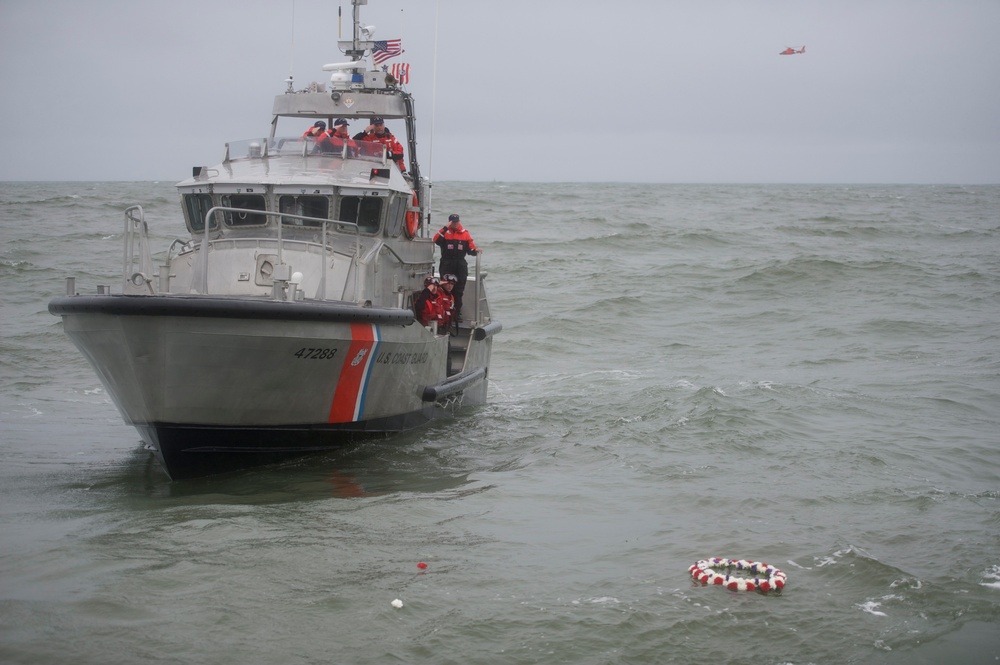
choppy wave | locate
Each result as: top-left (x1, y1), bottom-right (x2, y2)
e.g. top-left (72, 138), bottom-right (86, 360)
top-left (2, 182), bottom-right (999, 664)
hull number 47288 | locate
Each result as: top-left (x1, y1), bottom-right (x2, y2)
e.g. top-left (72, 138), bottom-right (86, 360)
top-left (294, 348), bottom-right (339, 360)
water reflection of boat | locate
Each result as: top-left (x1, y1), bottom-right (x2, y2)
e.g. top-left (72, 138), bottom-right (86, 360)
top-left (48, 1), bottom-right (500, 480)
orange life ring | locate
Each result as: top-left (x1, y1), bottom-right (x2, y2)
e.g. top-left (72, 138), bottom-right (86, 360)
top-left (404, 191), bottom-right (419, 239)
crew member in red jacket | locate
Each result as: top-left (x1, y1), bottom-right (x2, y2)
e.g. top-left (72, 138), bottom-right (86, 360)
top-left (438, 274), bottom-right (458, 332)
top-left (413, 276), bottom-right (442, 329)
top-left (353, 117), bottom-right (406, 173)
top-left (317, 118), bottom-right (357, 155)
top-left (302, 121), bottom-right (327, 139)
top-left (433, 214), bottom-right (479, 322)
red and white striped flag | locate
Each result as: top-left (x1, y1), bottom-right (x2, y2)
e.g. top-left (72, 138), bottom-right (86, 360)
top-left (390, 62), bottom-right (410, 85)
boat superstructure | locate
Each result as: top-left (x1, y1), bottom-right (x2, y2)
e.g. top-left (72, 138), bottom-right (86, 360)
top-left (49, 0), bottom-right (500, 479)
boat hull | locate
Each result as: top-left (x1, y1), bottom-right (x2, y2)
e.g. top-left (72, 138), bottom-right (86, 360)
top-left (135, 417), bottom-right (432, 480)
top-left (50, 294), bottom-right (493, 479)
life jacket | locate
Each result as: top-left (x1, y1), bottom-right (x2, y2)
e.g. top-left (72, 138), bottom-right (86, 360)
top-left (356, 130), bottom-right (406, 171)
top-left (317, 130), bottom-right (358, 155)
top-left (414, 288), bottom-right (442, 327)
top-left (437, 290), bottom-right (455, 328)
top-left (433, 224), bottom-right (478, 259)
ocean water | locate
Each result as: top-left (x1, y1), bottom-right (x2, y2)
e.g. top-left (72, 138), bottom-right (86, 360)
top-left (1, 181), bottom-right (999, 664)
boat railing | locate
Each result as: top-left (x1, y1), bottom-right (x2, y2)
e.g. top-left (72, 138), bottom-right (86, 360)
top-left (357, 241), bottom-right (436, 309)
top-left (472, 252), bottom-right (484, 325)
top-left (123, 205), bottom-right (155, 293)
top-left (198, 207), bottom-right (362, 301)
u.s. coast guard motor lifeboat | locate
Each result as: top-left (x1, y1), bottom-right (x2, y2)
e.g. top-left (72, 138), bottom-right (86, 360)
top-left (48, 0), bottom-right (501, 479)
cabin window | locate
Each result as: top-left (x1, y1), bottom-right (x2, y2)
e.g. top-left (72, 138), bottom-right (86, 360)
top-left (339, 196), bottom-right (382, 234)
top-left (184, 194), bottom-right (217, 232)
top-left (279, 195), bottom-right (328, 227)
top-left (385, 194), bottom-right (406, 237)
top-left (222, 194), bottom-right (267, 226)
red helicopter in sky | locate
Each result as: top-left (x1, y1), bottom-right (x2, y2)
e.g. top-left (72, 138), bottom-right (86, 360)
top-left (780, 46), bottom-right (806, 55)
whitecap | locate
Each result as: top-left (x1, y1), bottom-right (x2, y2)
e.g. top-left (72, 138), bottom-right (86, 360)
top-left (857, 601), bottom-right (887, 616)
top-left (979, 565), bottom-right (1000, 589)
top-left (571, 596), bottom-right (620, 605)
top-left (588, 596), bottom-right (619, 604)
top-left (889, 577), bottom-right (922, 589)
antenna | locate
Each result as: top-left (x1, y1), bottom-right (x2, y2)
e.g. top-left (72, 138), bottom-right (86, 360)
top-left (353, 0), bottom-right (360, 56)
top-left (287, 0), bottom-right (296, 90)
top-left (428, 0), bottom-right (441, 184)
top-left (426, 0), bottom-right (441, 232)
top-left (399, 7), bottom-right (405, 50)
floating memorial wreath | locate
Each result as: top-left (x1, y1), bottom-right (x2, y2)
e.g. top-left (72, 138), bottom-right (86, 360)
top-left (689, 557), bottom-right (787, 592)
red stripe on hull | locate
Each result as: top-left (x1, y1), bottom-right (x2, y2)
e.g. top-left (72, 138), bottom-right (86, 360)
top-left (328, 323), bottom-right (377, 423)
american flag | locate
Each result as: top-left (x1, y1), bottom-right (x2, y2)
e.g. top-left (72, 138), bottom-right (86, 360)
top-left (390, 62), bottom-right (410, 85)
top-left (372, 39), bottom-right (403, 64)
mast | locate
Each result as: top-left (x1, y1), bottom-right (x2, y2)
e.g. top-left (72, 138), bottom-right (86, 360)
top-left (342, 0), bottom-right (366, 62)
top-left (353, 1), bottom-right (361, 55)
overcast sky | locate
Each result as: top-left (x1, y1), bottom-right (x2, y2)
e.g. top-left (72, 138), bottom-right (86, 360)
top-left (2, 0), bottom-right (998, 183)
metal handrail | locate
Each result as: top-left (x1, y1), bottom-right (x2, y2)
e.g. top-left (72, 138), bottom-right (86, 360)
top-left (199, 207), bottom-right (362, 300)
top-left (356, 240), bottom-right (436, 309)
top-left (123, 205), bottom-right (153, 291)
top-left (473, 252), bottom-right (482, 325)
top-left (367, 240), bottom-right (435, 269)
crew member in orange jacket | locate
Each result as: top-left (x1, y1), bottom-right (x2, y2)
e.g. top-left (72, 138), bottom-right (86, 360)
top-left (413, 276), bottom-right (442, 329)
top-left (317, 118), bottom-right (357, 155)
top-left (302, 121), bottom-right (327, 139)
top-left (433, 214), bottom-right (479, 322)
top-left (353, 117), bottom-right (406, 173)
top-left (438, 274), bottom-right (458, 332)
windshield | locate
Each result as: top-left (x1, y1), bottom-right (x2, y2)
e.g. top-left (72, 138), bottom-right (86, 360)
top-left (223, 138), bottom-right (386, 165)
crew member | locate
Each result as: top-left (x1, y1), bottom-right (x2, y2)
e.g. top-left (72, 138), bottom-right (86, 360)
top-left (353, 116), bottom-right (406, 173)
top-left (302, 121), bottom-right (327, 139)
top-left (433, 214), bottom-right (479, 322)
top-left (438, 274), bottom-right (458, 332)
top-left (317, 118), bottom-right (357, 155)
top-left (413, 276), bottom-right (442, 329)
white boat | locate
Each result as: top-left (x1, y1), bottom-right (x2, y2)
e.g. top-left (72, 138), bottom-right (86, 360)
top-left (48, 0), bottom-right (500, 480)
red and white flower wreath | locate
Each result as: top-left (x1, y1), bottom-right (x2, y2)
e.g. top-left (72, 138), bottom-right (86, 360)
top-left (689, 557), bottom-right (787, 592)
